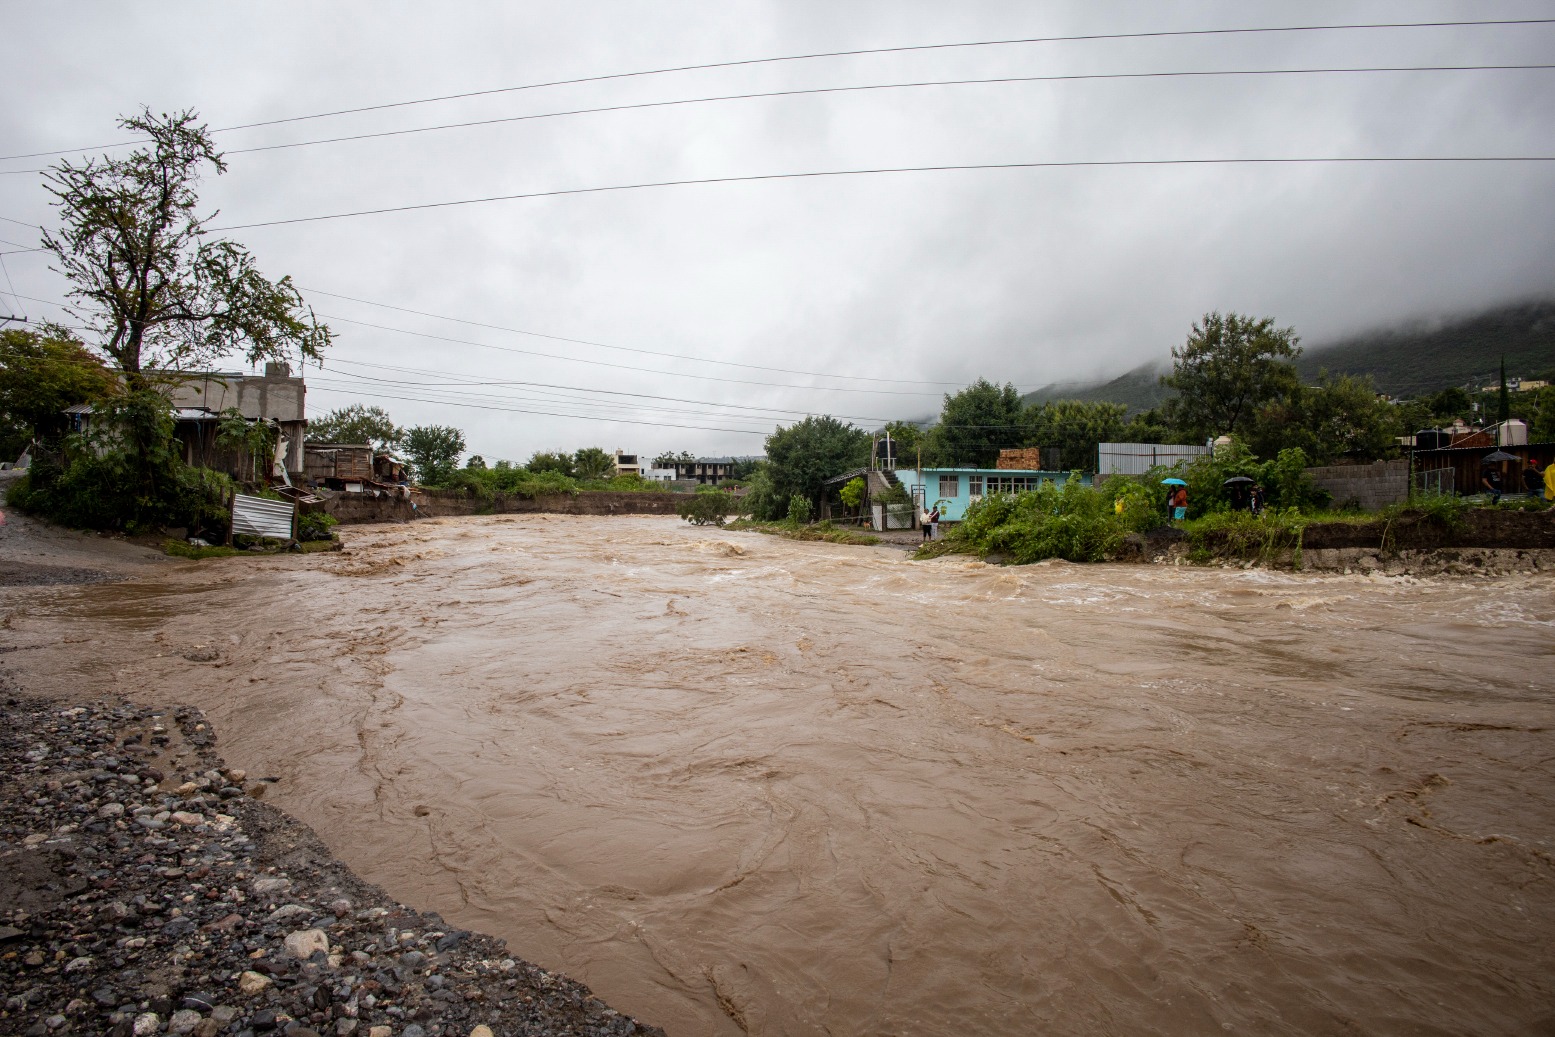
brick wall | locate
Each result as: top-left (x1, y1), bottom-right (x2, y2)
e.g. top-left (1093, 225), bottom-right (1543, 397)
top-left (1305, 460), bottom-right (1409, 512)
top-left (997, 448), bottom-right (1043, 470)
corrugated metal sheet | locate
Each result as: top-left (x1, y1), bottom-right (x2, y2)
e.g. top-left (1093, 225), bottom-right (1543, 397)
top-left (231, 494), bottom-right (295, 540)
top-left (1096, 442), bottom-right (1210, 475)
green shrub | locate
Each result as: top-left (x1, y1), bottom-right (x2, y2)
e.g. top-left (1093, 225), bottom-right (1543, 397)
top-left (678, 488), bottom-right (735, 526)
top-left (943, 478), bottom-right (1136, 563)
top-left (298, 511), bottom-right (339, 541)
top-left (786, 494), bottom-right (812, 524)
top-left (1144, 444), bottom-right (1328, 519)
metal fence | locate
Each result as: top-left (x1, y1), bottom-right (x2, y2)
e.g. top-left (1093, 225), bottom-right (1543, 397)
top-left (1413, 467), bottom-right (1455, 496)
top-left (1096, 443), bottom-right (1210, 476)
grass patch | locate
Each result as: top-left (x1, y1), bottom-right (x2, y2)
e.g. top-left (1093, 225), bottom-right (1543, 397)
top-left (162, 539), bottom-right (244, 560)
top-left (1181, 510), bottom-right (1308, 568)
top-left (727, 519), bottom-right (881, 546)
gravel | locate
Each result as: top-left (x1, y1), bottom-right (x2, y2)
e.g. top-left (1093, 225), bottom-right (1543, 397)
top-left (0, 692), bottom-right (665, 1037)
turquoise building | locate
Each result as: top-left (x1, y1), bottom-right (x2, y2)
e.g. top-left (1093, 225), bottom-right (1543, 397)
top-left (895, 467), bottom-right (1090, 521)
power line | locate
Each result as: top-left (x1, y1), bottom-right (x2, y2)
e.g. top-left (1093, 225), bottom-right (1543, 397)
top-left (302, 286), bottom-right (972, 386)
top-left (320, 357), bottom-right (897, 422)
top-left (4, 16), bottom-right (1548, 162)
top-left (210, 155), bottom-right (1555, 232)
top-left (315, 311), bottom-right (964, 396)
top-left (305, 383), bottom-right (769, 436)
top-left (207, 63), bottom-right (1554, 160)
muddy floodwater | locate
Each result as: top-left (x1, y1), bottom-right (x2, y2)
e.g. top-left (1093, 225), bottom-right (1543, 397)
top-left (6, 514), bottom-right (1555, 1035)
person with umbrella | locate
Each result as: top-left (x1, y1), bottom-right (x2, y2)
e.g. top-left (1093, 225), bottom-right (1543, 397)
top-left (1481, 449), bottom-right (1518, 503)
top-left (1162, 478), bottom-right (1188, 523)
top-left (1223, 475), bottom-right (1254, 511)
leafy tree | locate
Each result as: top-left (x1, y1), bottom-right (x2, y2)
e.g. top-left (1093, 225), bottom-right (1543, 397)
top-left (0, 325), bottom-right (115, 459)
top-left (1161, 313), bottom-right (1301, 441)
top-left (839, 477), bottom-right (865, 511)
top-left (739, 464), bottom-right (783, 521)
top-left (465, 454), bottom-right (486, 469)
top-left (403, 425), bottom-right (466, 485)
top-left (1020, 400), bottom-right (1129, 471)
top-left (43, 108), bottom-right (330, 390)
top-left (527, 451), bottom-right (576, 477)
top-left (1525, 386), bottom-right (1555, 442)
top-left (1497, 358), bottom-right (1512, 423)
top-left (1247, 371), bottom-right (1396, 464)
top-left (308, 404), bottom-right (402, 451)
top-left (787, 494), bottom-right (813, 524)
top-left (932, 379), bottom-right (1023, 468)
top-left (762, 416), bottom-right (870, 514)
top-left (573, 446), bottom-right (615, 480)
top-left (215, 407), bottom-right (277, 482)
top-left (677, 486), bottom-right (734, 526)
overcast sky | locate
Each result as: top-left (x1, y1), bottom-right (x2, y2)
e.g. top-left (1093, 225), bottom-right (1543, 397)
top-left (2, 0), bottom-right (1552, 461)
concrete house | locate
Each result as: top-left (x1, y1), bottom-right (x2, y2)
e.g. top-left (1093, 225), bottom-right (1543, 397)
top-left (166, 363), bottom-right (308, 478)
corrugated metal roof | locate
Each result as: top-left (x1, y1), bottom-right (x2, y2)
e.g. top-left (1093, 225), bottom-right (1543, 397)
top-left (231, 494), bottom-right (295, 540)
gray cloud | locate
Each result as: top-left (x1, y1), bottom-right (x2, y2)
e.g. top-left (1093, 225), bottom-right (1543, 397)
top-left (2, 0), bottom-right (1552, 460)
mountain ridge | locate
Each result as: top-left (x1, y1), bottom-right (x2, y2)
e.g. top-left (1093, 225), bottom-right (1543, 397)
top-left (1019, 297), bottom-right (1555, 411)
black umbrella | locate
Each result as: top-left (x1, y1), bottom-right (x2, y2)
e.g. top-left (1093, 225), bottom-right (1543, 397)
top-left (1481, 450), bottom-right (1519, 464)
top-left (1222, 476), bottom-right (1254, 485)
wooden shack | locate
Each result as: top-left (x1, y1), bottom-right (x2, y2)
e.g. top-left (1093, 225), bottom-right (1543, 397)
top-left (303, 443), bottom-right (375, 483)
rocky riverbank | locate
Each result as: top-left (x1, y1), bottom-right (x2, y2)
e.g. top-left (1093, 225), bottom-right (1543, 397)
top-left (0, 690), bottom-right (664, 1037)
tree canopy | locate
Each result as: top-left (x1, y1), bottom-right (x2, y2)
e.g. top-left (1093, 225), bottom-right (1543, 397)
top-left (762, 416), bottom-right (870, 510)
top-left (43, 107), bottom-right (331, 388)
top-left (931, 379), bottom-right (1023, 468)
top-left (308, 404), bottom-right (402, 451)
top-left (572, 447), bottom-right (616, 480)
top-left (403, 425), bottom-right (465, 485)
top-left (0, 325), bottom-right (115, 459)
top-left (1161, 313), bottom-right (1301, 441)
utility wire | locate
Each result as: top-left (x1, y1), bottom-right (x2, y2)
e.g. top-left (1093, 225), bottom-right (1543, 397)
top-left (315, 312), bottom-right (968, 396)
top-left (4, 16), bottom-right (1549, 161)
top-left (320, 357), bottom-right (897, 422)
top-left (210, 155), bottom-right (1555, 232)
top-left (207, 64), bottom-right (1555, 159)
top-left (303, 286), bottom-right (974, 386)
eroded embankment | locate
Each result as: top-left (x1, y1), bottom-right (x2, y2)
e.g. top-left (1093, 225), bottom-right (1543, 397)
top-left (3, 514), bottom-right (1554, 1036)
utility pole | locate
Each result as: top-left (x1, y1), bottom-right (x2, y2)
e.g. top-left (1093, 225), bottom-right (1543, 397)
top-left (0, 315), bottom-right (26, 326)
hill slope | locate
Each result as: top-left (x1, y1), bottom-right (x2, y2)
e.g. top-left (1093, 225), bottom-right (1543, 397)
top-left (1020, 297), bottom-right (1555, 409)
top-left (1295, 298), bottom-right (1555, 397)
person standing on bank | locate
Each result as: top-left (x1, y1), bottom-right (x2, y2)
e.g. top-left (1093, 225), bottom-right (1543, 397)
top-left (1171, 485), bottom-right (1188, 524)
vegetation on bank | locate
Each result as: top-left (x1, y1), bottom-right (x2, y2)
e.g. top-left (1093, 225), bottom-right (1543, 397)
top-left (910, 443), bottom-right (1547, 567)
top-left (727, 519), bottom-right (881, 546)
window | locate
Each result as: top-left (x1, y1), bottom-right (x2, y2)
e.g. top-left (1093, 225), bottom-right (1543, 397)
top-left (938, 474), bottom-right (959, 498)
top-left (967, 475), bottom-right (983, 497)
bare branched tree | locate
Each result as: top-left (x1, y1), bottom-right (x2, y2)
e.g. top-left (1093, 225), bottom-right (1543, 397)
top-left (42, 107), bottom-right (331, 391)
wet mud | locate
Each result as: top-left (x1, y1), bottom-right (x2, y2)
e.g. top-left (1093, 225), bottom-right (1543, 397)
top-left (3, 514), bottom-right (1553, 1035)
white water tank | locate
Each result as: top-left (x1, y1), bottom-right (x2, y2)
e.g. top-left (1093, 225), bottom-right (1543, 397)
top-left (1499, 419), bottom-right (1528, 446)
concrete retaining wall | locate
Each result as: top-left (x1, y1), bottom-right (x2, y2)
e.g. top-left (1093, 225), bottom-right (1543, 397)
top-left (325, 489), bottom-right (684, 524)
top-left (1305, 460), bottom-right (1409, 512)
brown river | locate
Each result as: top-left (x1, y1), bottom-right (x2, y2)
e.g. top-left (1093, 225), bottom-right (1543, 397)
top-left (4, 515), bottom-right (1555, 1035)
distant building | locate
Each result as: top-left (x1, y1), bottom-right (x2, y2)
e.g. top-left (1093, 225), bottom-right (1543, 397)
top-left (613, 450), bottom-right (646, 478)
top-left (1514, 379), bottom-right (1548, 392)
top-left (665, 456), bottom-right (764, 485)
